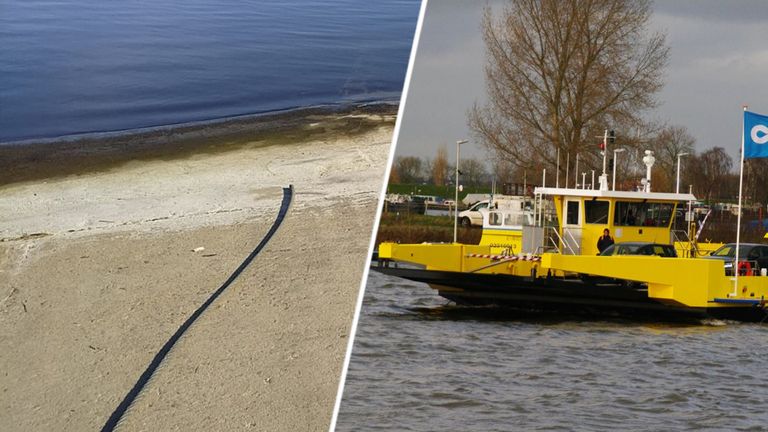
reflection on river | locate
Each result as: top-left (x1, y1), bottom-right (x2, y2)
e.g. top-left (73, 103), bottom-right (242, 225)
top-left (336, 270), bottom-right (768, 431)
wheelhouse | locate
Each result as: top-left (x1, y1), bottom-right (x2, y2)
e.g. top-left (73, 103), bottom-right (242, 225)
top-left (535, 187), bottom-right (695, 256)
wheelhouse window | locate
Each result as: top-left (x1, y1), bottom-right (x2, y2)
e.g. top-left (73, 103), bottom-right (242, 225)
top-left (488, 211), bottom-right (503, 226)
top-left (584, 200), bottom-right (610, 224)
top-left (504, 213), bottom-right (525, 226)
top-left (566, 201), bottom-right (580, 225)
top-left (614, 201), bottom-right (675, 227)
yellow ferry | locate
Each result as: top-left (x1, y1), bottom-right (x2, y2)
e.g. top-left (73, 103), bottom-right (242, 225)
top-left (375, 159), bottom-right (768, 322)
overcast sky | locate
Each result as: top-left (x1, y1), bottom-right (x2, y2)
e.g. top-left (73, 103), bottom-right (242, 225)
top-left (395, 0), bottom-right (768, 167)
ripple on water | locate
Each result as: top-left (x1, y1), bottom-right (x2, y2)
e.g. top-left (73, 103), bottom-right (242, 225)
top-left (338, 271), bottom-right (768, 431)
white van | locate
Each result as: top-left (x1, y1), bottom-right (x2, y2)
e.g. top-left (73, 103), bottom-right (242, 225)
top-left (459, 195), bottom-right (533, 227)
top-left (458, 201), bottom-right (490, 227)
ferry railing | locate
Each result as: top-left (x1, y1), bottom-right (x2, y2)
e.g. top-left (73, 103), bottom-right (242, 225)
top-left (563, 229), bottom-right (579, 255)
top-left (546, 226), bottom-right (576, 255)
top-left (671, 229), bottom-right (713, 258)
top-left (532, 237), bottom-right (559, 255)
top-left (670, 229), bottom-right (692, 257)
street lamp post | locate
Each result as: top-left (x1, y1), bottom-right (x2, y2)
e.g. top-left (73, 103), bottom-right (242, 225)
top-left (454, 139), bottom-right (468, 243)
top-left (612, 148), bottom-right (626, 191)
top-left (676, 152), bottom-right (689, 194)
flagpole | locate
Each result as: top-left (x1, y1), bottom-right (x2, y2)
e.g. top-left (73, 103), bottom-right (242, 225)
top-left (732, 106), bottom-right (747, 297)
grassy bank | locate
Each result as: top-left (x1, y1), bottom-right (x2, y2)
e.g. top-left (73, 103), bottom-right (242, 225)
top-left (375, 213), bottom-right (481, 246)
top-left (385, 184), bottom-right (491, 201)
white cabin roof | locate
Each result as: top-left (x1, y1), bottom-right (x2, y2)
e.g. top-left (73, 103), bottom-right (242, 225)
top-left (534, 187), bottom-right (696, 202)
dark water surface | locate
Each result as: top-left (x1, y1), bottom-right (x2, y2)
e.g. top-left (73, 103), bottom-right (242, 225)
top-left (337, 270), bottom-right (768, 431)
top-left (0, 0), bottom-right (418, 142)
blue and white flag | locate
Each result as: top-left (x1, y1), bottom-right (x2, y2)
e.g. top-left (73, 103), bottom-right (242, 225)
top-left (745, 110), bottom-right (768, 158)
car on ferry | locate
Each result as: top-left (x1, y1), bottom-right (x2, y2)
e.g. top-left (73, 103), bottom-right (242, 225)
top-left (589, 242), bottom-right (677, 286)
top-left (702, 243), bottom-right (768, 275)
top-left (599, 242), bottom-right (678, 258)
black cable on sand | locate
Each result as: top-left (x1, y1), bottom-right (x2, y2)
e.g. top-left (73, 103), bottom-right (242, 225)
top-left (101, 185), bottom-right (294, 432)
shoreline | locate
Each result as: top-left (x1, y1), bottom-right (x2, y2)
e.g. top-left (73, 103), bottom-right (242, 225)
top-left (0, 102), bottom-right (398, 187)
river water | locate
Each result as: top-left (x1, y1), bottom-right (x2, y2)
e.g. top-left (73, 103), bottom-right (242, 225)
top-left (0, 0), bottom-right (418, 142)
top-left (336, 270), bottom-right (768, 431)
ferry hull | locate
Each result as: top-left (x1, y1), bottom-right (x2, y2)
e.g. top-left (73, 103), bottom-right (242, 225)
top-left (373, 266), bottom-right (768, 323)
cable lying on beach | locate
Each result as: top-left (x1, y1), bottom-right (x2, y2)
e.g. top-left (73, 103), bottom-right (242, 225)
top-left (101, 185), bottom-right (294, 432)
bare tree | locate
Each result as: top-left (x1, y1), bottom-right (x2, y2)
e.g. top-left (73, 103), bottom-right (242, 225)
top-left (389, 162), bottom-right (401, 184)
top-left (491, 158), bottom-right (517, 185)
top-left (394, 156), bottom-right (423, 184)
top-left (461, 158), bottom-right (488, 187)
top-left (422, 157), bottom-right (434, 184)
top-left (469, 0), bottom-right (669, 177)
top-left (431, 145), bottom-right (449, 186)
top-left (648, 125), bottom-right (696, 192)
top-left (746, 159), bottom-right (768, 206)
top-left (690, 147), bottom-right (733, 202)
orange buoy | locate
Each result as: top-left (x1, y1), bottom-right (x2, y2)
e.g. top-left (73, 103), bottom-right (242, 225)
top-left (738, 260), bottom-right (752, 276)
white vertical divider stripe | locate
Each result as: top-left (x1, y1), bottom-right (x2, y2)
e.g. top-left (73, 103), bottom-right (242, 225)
top-left (327, 1), bottom-right (430, 430)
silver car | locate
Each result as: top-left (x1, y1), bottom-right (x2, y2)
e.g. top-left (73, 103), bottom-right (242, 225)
top-left (702, 243), bottom-right (768, 276)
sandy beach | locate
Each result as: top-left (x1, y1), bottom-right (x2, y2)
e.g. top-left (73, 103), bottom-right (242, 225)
top-left (0, 108), bottom-right (393, 431)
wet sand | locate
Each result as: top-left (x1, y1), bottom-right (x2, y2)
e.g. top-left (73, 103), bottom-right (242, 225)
top-left (0, 108), bottom-right (393, 431)
top-left (0, 104), bottom-right (396, 186)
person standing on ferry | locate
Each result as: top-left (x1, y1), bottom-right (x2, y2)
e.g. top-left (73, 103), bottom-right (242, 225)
top-left (597, 228), bottom-right (614, 253)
